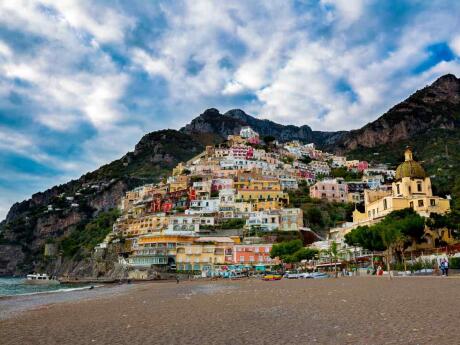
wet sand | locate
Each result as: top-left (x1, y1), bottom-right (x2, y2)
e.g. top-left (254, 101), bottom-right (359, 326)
top-left (0, 277), bottom-right (459, 345)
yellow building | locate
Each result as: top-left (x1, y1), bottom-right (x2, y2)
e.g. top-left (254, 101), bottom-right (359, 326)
top-left (168, 175), bottom-right (190, 192)
top-left (352, 148), bottom-right (450, 225)
top-left (121, 213), bottom-right (169, 237)
top-left (234, 174), bottom-right (289, 211)
top-left (172, 162), bottom-right (186, 176)
top-left (176, 237), bottom-right (238, 272)
top-left (236, 190), bottom-right (289, 211)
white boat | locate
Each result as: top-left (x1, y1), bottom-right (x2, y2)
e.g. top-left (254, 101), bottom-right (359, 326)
top-left (25, 273), bottom-right (60, 285)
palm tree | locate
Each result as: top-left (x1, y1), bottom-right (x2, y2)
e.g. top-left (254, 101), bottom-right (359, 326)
top-left (326, 241), bottom-right (339, 278)
top-left (380, 224), bottom-right (401, 280)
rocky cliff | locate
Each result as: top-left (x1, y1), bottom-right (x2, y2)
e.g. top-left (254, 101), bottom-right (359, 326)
top-left (0, 130), bottom-right (204, 275)
top-left (332, 74), bottom-right (460, 152)
top-left (181, 108), bottom-right (344, 146)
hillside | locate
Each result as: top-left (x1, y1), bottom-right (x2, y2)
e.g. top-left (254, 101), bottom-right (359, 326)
top-left (0, 130), bottom-right (203, 275)
top-left (332, 74), bottom-right (460, 151)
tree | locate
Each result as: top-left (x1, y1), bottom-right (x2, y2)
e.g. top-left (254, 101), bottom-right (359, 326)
top-left (270, 240), bottom-right (318, 264)
top-left (325, 241), bottom-right (339, 278)
top-left (379, 223), bottom-right (401, 280)
top-left (299, 156), bottom-right (312, 165)
top-left (263, 135), bottom-right (276, 145)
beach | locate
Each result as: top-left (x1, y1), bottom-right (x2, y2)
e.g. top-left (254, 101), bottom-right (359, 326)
top-left (0, 277), bottom-right (459, 345)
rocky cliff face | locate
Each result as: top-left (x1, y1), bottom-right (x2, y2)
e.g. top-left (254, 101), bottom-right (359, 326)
top-left (333, 74), bottom-right (460, 152)
top-left (181, 108), bottom-right (344, 146)
top-left (0, 130), bottom-right (204, 275)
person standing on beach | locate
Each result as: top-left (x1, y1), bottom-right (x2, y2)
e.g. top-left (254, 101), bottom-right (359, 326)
top-left (439, 260), bottom-right (445, 276)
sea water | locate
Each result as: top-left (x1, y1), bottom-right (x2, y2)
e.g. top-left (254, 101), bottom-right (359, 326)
top-left (0, 277), bottom-right (91, 297)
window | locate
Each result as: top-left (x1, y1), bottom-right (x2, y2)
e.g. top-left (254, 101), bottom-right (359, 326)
top-left (410, 201), bottom-right (414, 208)
top-left (383, 199), bottom-right (387, 210)
top-left (396, 184), bottom-right (400, 195)
top-left (417, 182), bottom-right (422, 192)
top-left (430, 199), bottom-right (436, 206)
top-left (418, 200), bottom-right (424, 207)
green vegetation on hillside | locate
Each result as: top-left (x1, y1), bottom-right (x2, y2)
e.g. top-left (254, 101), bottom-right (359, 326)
top-left (330, 167), bottom-right (363, 181)
top-left (59, 209), bottom-right (120, 259)
top-left (85, 130), bottom-right (204, 181)
top-left (288, 182), bottom-right (354, 235)
top-left (270, 239), bottom-right (319, 263)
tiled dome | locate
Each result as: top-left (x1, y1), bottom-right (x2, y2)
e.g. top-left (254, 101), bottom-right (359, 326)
top-left (395, 148), bottom-right (426, 180)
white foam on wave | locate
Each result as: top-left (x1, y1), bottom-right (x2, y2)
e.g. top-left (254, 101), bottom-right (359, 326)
top-left (1, 285), bottom-right (104, 297)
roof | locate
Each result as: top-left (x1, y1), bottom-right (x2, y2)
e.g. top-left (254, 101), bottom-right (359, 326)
top-left (194, 237), bottom-right (235, 243)
top-left (395, 148), bottom-right (426, 180)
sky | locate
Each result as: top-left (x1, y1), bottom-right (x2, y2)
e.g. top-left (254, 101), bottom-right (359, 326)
top-left (1, 0), bottom-right (460, 220)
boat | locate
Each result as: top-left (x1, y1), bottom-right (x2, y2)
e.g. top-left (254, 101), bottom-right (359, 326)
top-left (262, 273), bottom-right (282, 281)
top-left (24, 273), bottom-right (60, 285)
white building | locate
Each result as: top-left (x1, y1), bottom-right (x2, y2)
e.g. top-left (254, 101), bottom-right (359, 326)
top-left (245, 211), bottom-right (280, 232)
top-left (240, 126), bottom-right (259, 139)
top-left (186, 198), bottom-right (220, 214)
top-left (280, 177), bottom-right (299, 190)
top-left (166, 215), bottom-right (215, 234)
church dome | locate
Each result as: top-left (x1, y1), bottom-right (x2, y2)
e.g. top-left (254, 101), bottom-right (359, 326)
top-left (395, 148), bottom-right (426, 180)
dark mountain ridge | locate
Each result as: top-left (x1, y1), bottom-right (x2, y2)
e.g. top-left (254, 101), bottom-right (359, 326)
top-left (181, 108), bottom-right (345, 146)
top-left (332, 74), bottom-right (460, 152)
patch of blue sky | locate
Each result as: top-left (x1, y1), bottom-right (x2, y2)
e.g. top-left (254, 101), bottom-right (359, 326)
top-left (0, 154), bottom-right (61, 178)
top-left (335, 79), bottom-right (358, 103)
top-left (412, 42), bottom-right (456, 74)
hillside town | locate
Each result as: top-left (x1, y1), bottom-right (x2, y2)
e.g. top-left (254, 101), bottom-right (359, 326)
top-left (93, 126), bottom-right (454, 277)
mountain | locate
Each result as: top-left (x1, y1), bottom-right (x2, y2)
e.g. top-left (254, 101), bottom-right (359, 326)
top-left (0, 130), bottom-right (203, 275)
top-left (181, 108), bottom-right (344, 146)
top-left (1, 73), bottom-right (459, 275)
top-left (332, 74), bottom-right (460, 151)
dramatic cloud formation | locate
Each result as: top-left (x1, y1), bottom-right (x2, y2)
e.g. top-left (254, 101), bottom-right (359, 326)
top-left (1, 0), bottom-right (460, 219)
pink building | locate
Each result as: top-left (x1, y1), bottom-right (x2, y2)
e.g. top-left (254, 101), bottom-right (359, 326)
top-left (230, 146), bottom-right (254, 159)
top-left (357, 161), bottom-right (369, 172)
top-left (310, 178), bottom-right (348, 203)
top-left (247, 136), bottom-right (260, 145)
top-left (233, 244), bottom-right (275, 266)
top-left (211, 178), bottom-right (234, 192)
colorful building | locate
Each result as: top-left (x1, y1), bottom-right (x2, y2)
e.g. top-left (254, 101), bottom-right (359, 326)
top-left (310, 178), bottom-right (348, 203)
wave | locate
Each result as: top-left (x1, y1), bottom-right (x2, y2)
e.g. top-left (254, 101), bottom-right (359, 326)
top-left (0, 285), bottom-right (103, 298)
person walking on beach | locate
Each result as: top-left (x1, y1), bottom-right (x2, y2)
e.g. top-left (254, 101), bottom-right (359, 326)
top-left (444, 259), bottom-right (449, 277)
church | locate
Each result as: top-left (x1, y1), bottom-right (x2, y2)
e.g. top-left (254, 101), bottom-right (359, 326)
top-left (352, 147), bottom-right (451, 226)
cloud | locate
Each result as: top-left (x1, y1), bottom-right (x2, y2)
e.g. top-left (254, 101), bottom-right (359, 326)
top-left (1, 0), bottom-right (460, 220)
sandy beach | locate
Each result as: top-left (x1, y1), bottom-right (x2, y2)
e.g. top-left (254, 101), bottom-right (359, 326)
top-left (0, 277), bottom-right (459, 345)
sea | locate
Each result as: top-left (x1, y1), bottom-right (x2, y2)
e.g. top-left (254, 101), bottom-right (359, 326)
top-left (0, 277), bottom-right (92, 297)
